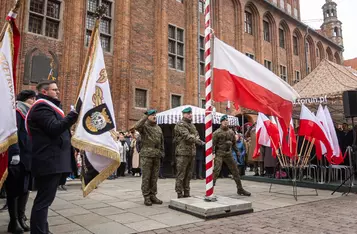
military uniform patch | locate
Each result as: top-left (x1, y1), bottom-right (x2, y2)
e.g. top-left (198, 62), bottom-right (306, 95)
top-left (83, 103), bottom-right (115, 135)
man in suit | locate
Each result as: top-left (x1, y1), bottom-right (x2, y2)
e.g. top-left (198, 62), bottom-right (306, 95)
top-left (26, 81), bottom-right (78, 234)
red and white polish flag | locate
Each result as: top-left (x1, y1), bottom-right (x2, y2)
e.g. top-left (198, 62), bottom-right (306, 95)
top-left (298, 105), bottom-right (333, 160)
top-left (212, 37), bottom-right (299, 125)
top-left (275, 117), bottom-right (297, 157)
top-left (253, 113), bottom-right (279, 158)
top-left (324, 106), bottom-right (345, 164)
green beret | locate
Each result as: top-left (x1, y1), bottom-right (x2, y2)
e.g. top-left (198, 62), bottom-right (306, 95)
top-left (182, 107), bottom-right (192, 113)
top-left (220, 114), bottom-right (228, 122)
top-left (145, 109), bottom-right (157, 116)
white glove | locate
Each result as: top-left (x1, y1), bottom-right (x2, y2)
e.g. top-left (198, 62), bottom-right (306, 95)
top-left (70, 105), bottom-right (76, 112)
top-left (10, 155), bottom-right (20, 165)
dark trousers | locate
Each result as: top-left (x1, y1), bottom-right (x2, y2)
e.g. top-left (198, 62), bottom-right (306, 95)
top-left (31, 174), bottom-right (62, 234)
top-left (127, 152), bottom-right (132, 172)
top-left (117, 162), bottom-right (127, 176)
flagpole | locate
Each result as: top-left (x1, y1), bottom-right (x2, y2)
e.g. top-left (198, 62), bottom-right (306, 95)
top-left (204, 0), bottom-right (215, 201)
top-left (75, 6), bottom-right (106, 104)
top-left (0, 0), bottom-right (22, 41)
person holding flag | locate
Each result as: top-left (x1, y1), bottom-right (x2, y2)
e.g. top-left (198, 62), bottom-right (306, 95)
top-left (26, 80), bottom-right (79, 233)
top-left (213, 115), bottom-right (251, 196)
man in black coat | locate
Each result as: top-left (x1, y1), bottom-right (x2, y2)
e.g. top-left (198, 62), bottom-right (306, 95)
top-left (6, 90), bottom-right (36, 234)
top-left (26, 81), bottom-right (78, 234)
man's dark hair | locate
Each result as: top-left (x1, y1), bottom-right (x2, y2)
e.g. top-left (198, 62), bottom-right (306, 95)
top-left (36, 80), bottom-right (57, 92)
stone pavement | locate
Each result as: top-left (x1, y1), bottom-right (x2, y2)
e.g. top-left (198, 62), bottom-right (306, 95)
top-left (0, 177), bottom-right (353, 234)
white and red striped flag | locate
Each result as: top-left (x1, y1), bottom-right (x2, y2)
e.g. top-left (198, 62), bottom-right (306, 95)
top-left (324, 106), bottom-right (345, 164)
top-left (0, 7), bottom-right (21, 188)
top-left (253, 113), bottom-right (279, 158)
top-left (212, 38), bottom-right (299, 125)
top-left (298, 105), bottom-right (333, 160)
top-left (276, 118), bottom-right (297, 157)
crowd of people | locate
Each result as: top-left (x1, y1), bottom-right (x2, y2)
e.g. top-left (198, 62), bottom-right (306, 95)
top-left (2, 79), bottom-right (356, 234)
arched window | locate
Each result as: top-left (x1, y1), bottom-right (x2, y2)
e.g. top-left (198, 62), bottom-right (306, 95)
top-left (279, 25), bottom-right (285, 48)
top-left (263, 17), bottom-right (270, 42)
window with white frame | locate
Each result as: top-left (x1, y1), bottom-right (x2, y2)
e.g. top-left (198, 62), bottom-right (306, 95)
top-left (199, 1), bottom-right (204, 14)
top-left (280, 65), bottom-right (287, 81)
top-left (86, 0), bottom-right (113, 52)
top-left (246, 53), bottom-right (255, 60)
top-left (264, 60), bottom-right (272, 71)
top-left (295, 70), bottom-right (300, 83)
top-left (199, 36), bottom-right (205, 76)
top-left (135, 89), bottom-right (147, 108)
top-left (168, 25), bottom-right (185, 71)
top-left (244, 11), bottom-right (253, 35)
top-left (171, 95), bottom-right (182, 108)
top-left (28, 0), bottom-right (61, 39)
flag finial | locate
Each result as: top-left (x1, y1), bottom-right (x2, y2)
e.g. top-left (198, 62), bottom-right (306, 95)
top-left (95, 5), bottom-right (107, 19)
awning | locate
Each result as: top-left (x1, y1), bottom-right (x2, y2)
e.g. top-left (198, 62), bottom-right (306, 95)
top-left (156, 105), bottom-right (240, 126)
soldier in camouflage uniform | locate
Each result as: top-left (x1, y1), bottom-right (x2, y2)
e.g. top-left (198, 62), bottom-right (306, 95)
top-left (174, 107), bottom-right (205, 198)
top-left (134, 109), bottom-right (165, 206)
top-left (213, 115), bottom-right (251, 196)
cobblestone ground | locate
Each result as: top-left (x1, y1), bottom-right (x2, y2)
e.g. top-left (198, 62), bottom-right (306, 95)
top-left (0, 178), bottom-right (355, 233)
top-left (140, 194), bottom-right (357, 234)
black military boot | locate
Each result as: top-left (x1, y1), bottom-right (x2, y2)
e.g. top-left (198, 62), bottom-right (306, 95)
top-left (7, 197), bottom-right (24, 234)
top-left (177, 193), bottom-right (183, 199)
top-left (144, 197), bottom-right (152, 206)
top-left (183, 191), bottom-right (191, 198)
top-left (150, 195), bottom-right (163, 205)
top-left (17, 193), bottom-right (30, 232)
top-left (237, 188), bottom-right (251, 197)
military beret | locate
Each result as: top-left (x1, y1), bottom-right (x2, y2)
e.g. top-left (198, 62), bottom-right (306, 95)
top-left (16, 90), bottom-right (36, 102)
top-left (182, 107), bottom-right (192, 113)
top-left (220, 114), bottom-right (228, 122)
top-left (145, 109), bottom-right (157, 116)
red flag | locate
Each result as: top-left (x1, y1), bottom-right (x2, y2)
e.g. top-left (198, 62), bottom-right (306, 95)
top-left (298, 105), bottom-right (333, 160)
top-left (212, 37), bottom-right (299, 125)
top-left (253, 113), bottom-right (279, 158)
top-left (277, 118), bottom-right (297, 157)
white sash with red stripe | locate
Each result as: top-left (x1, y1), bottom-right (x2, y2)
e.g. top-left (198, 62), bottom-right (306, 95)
top-left (25, 99), bottom-right (65, 135)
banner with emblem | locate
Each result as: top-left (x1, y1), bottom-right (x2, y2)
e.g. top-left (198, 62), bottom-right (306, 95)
top-left (0, 2), bottom-right (22, 188)
top-left (71, 10), bottom-right (120, 197)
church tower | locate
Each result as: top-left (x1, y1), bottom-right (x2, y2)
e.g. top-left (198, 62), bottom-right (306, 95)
top-left (321, 0), bottom-right (343, 47)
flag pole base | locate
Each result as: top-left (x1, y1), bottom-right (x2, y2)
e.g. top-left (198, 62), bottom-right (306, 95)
top-left (204, 195), bottom-right (217, 202)
top-left (169, 195), bottom-right (253, 220)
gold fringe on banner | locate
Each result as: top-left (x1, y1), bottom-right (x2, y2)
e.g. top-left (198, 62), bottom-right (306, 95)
top-left (82, 161), bottom-right (120, 197)
top-left (0, 133), bottom-right (17, 154)
top-left (0, 169), bottom-right (8, 189)
top-left (71, 137), bottom-right (120, 162)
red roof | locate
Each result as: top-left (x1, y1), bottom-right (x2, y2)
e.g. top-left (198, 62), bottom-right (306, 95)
top-left (344, 58), bottom-right (357, 70)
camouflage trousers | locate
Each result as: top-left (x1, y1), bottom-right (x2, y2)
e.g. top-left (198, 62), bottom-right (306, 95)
top-left (140, 157), bottom-right (160, 197)
top-left (213, 154), bottom-right (243, 190)
top-left (175, 155), bottom-right (194, 194)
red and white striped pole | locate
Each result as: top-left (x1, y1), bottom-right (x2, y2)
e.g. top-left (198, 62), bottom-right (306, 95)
top-left (204, 0), bottom-right (214, 200)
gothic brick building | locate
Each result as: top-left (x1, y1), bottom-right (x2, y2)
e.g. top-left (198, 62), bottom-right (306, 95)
top-left (0, 0), bottom-right (344, 129)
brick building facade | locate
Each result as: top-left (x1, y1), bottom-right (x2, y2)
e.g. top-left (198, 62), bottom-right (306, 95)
top-left (0, 0), bottom-right (344, 129)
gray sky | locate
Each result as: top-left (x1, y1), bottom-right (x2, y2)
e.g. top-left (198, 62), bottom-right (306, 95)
top-left (300, 0), bottom-right (357, 60)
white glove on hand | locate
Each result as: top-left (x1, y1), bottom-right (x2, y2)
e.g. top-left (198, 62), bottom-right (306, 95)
top-left (70, 105), bottom-right (76, 112)
top-left (10, 155), bottom-right (20, 165)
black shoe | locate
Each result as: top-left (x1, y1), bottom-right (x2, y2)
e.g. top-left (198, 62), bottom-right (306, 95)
top-left (183, 192), bottom-right (191, 198)
top-left (237, 189), bottom-right (251, 197)
top-left (7, 197), bottom-right (24, 234)
top-left (177, 193), bottom-right (183, 199)
top-left (18, 193), bottom-right (30, 232)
